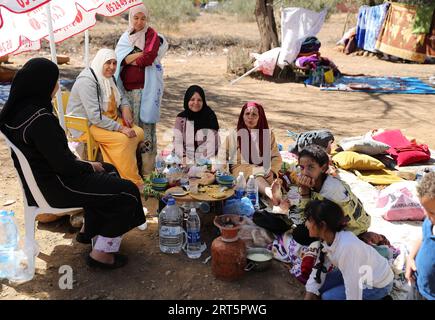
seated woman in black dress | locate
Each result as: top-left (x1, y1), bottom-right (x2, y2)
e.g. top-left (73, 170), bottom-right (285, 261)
top-left (0, 58), bottom-right (145, 269)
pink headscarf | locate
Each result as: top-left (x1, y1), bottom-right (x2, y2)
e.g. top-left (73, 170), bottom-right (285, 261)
top-left (128, 4), bottom-right (150, 50)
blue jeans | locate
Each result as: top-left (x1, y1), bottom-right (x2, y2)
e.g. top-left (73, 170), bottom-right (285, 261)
top-left (319, 269), bottom-right (393, 300)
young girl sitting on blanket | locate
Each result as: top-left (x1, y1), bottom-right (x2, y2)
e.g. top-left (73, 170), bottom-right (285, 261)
top-left (272, 144), bottom-right (371, 245)
top-left (304, 199), bottom-right (394, 300)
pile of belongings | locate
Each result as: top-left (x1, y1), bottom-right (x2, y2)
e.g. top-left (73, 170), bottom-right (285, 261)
top-left (332, 128), bottom-right (432, 222)
top-left (294, 37), bottom-right (341, 86)
top-left (336, 2), bottom-right (435, 63)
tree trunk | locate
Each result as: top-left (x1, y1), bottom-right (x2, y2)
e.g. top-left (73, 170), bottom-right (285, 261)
top-left (255, 0), bottom-right (279, 53)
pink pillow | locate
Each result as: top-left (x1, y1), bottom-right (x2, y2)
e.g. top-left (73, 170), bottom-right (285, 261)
top-left (372, 129), bottom-right (410, 148)
top-left (373, 130), bottom-right (431, 166)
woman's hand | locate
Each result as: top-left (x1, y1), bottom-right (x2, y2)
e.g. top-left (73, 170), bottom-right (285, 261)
top-left (121, 106), bottom-right (134, 128)
top-left (405, 256), bottom-right (417, 285)
top-left (124, 52), bottom-right (142, 65)
top-left (118, 126), bottom-right (137, 138)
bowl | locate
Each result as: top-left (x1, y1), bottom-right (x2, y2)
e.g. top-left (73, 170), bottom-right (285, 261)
top-left (214, 214), bottom-right (243, 241)
top-left (216, 175), bottom-right (234, 186)
top-left (245, 247), bottom-right (273, 272)
top-left (151, 177), bottom-right (168, 191)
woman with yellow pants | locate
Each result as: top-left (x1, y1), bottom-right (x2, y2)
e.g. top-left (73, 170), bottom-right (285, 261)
top-left (67, 49), bottom-right (144, 189)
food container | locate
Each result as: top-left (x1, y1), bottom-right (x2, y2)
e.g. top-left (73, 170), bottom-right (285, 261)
top-left (151, 177), bottom-right (168, 191)
top-left (245, 247), bottom-right (273, 272)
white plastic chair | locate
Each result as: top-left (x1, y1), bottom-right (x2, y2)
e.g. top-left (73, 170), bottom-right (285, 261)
top-left (0, 132), bottom-right (83, 280)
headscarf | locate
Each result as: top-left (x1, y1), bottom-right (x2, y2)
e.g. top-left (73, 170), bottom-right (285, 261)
top-left (237, 101), bottom-right (270, 165)
top-left (90, 49), bottom-right (121, 111)
top-left (128, 4), bottom-right (150, 50)
top-left (177, 85), bottom-right (219, 134)
top-left (0, 57), bottom-right (59, 126)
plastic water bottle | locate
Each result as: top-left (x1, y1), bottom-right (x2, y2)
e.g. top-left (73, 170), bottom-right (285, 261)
top-left (235, 172), bottom-right (246, 199)
top-left (159, 197), bottom-right (184, 254)
top-left (0, 210), bottom-right (18, 279)
top-left (155, 153), bottom-right (165, 175)
top-left (246, 175), bottom-right (259, 209)
top-left (186, 208), bottom-right (202, 259)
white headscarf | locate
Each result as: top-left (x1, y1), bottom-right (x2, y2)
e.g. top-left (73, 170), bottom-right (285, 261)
top-left (128, 4), bottom-right (149, 50)
top-left (90, 48), bottom-right (121, 111)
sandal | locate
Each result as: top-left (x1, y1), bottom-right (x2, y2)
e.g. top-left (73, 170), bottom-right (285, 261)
top-left (76, 232), bottom-right (92, 244)
top-left (86, 253), bottom-right (128, 270)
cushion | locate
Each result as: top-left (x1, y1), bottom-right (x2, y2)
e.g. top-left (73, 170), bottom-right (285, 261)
top-left (332, 151), bottom-right (386, 170)
top-left (339, 132), bottom-right (390, 155)
top-left (372, 130), bottom-right (431, 166)
top-left (395, 143), bottom-right (431, 166)
top-left (372, 129), bottom-right (410, 148)
top-left (353, 169), bottom-right (404, 185)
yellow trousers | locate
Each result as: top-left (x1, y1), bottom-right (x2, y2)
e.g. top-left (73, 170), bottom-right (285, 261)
top-left (90, 123), bottom-right (144, 186)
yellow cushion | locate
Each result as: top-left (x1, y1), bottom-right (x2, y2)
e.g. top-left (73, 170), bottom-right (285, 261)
top-left (332, 151), bottom-right (385, 170)
top-left (354, 169), bottom-right (404, 185)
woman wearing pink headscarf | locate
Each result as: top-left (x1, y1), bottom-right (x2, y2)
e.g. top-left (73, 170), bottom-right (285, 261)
top-left (115, 4), bottom-right (167, 175)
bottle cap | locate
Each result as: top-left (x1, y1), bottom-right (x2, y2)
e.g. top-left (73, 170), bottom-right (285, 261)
top-left (190, 208), bottom-right (197, 214)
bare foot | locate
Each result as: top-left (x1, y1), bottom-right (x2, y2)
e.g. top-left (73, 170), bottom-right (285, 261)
top-left (272, 199), bottom-right (290, 215)
top-left (271, 179), bottom-right (282, 206)
top-left (90, 249), bottom-right (115, 264)
top-left (279, 199), bottom-right (291, 213)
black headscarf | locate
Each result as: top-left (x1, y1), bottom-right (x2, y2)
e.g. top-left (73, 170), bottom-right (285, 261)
top-left (0, 58), bottom-right (59, 126)
top-left (177, 85), bottom-right (219, 134)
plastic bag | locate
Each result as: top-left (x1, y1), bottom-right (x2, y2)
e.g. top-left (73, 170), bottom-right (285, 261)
top-left (376, 181), bottom-right (425, 221)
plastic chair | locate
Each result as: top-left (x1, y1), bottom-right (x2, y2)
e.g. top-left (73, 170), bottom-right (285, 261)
top-left (0, 131), bottom-right (83, 281)
top-left (53, 92), bottom-right (99, 161)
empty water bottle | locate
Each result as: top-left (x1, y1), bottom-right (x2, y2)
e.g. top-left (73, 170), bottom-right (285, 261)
top-left (0, 210), bottom-right (18, 280)
top-left (235, 172), bottom-right (246, 199)
top-left (159, 197), bottom-right (184, 254)
top-left (246, 175), bottom-right (259, 209)
top-left (186, 208), bottom-right (202, 259)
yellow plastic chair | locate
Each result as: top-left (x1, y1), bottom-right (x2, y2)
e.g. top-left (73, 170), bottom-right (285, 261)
top-left (53, 92), bottom-right (99, 161)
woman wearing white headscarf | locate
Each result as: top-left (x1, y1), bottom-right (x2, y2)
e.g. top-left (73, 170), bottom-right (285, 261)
top-left (115, 4), bottom-right (168, 175)
top-left (67, 48), bottom-right (145, 188)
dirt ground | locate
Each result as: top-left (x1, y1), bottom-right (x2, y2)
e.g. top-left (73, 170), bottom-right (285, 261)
top-left (0, 12), bottom-right (434, 300)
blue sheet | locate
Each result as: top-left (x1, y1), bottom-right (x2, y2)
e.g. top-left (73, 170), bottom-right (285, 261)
top-left (0, 79), bottom-right (74, 106)
top-left (356, 3), bottom-right (390, 53)
top-left (321, 76), bottom-right (435, 94)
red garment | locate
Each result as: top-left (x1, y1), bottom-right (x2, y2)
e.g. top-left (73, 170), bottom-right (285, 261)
top-left (120, 27), bottom-right (160, 91)
top-left (236, 101), bottom-right (270, 165)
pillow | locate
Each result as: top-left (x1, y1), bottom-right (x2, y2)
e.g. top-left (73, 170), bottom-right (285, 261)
top-left (339, 132), bottom-right (390, 155)
top-left (395, 143), bottom-right (431, 166)
top-left (372, 129), bottom-right (410, 148)
top-left (353, 169), bottom-right (404, 185)
top-left (332, 151), bottom-right (386, 170)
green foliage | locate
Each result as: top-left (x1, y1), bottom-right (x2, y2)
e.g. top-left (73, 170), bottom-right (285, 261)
top-left (142, 171), bottom-right (165, 200)
top-left (142, 0), bottom-right (200, 30)
top-left (218, 0), bottom-right (257, 22)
